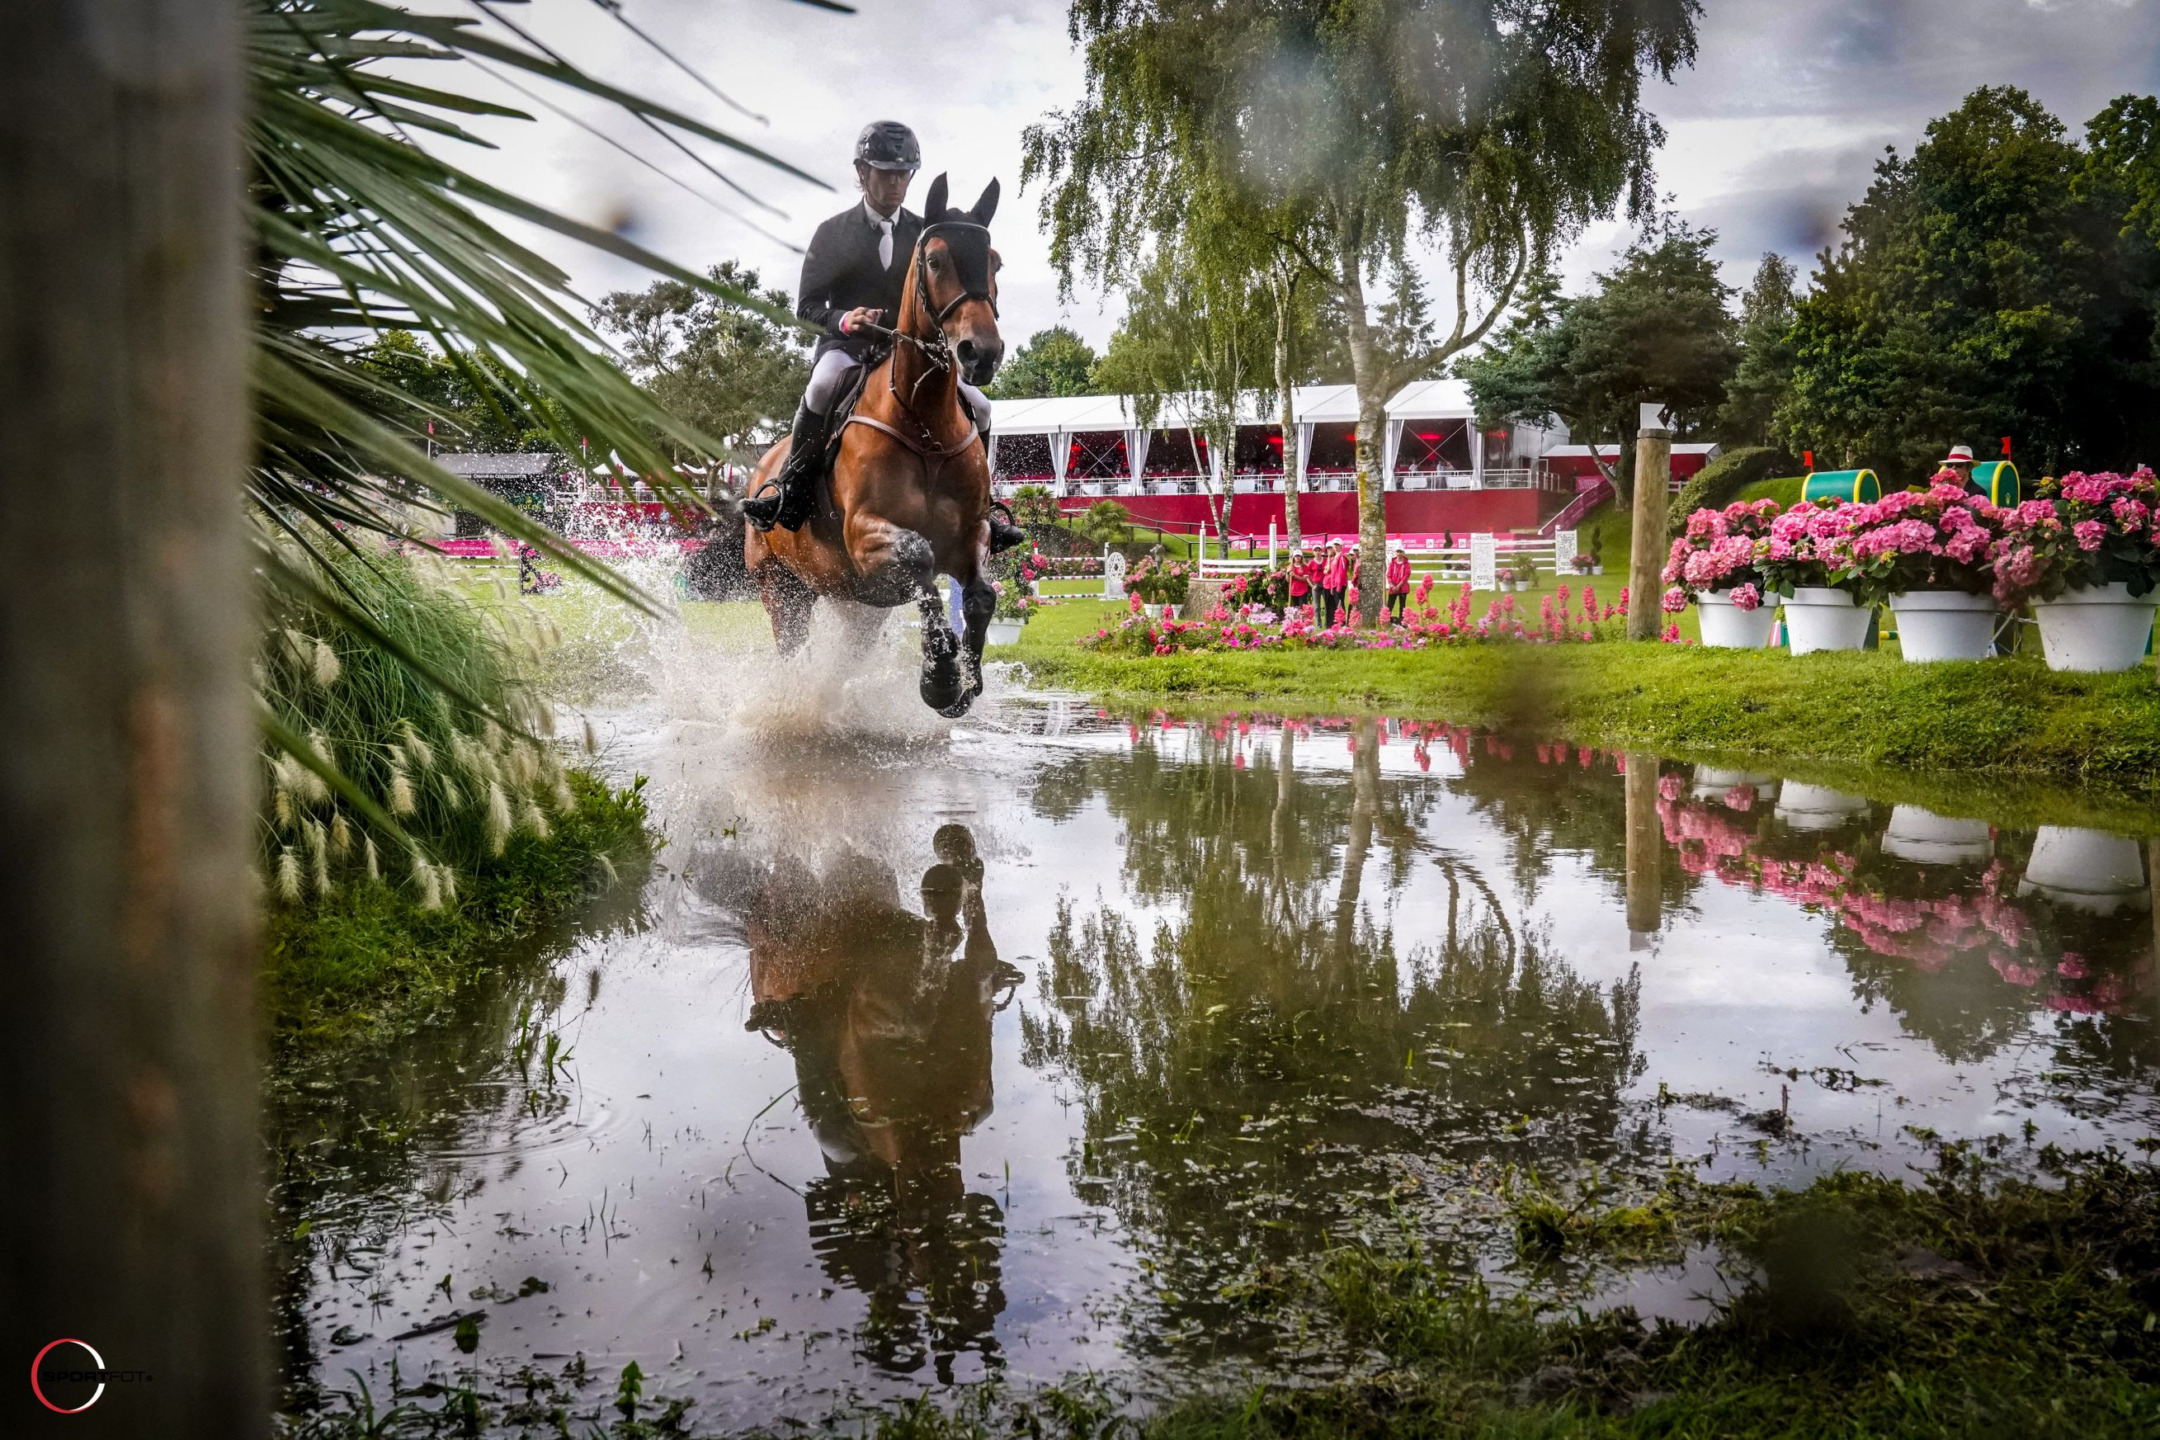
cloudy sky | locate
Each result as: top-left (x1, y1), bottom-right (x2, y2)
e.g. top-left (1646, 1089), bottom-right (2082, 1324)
top-left (434, 0), bottom-right (2160, 348)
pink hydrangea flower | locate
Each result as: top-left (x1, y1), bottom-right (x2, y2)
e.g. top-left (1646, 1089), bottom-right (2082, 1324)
top-left (1661, 586), bottom-right (1689, 613)
top-left (2073, 520), bottom-right (2107, 551)
top-left (1730, 583), bottom-right (1763, 611)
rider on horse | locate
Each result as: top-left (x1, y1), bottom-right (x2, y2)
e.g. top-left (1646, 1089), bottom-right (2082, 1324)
top-left (742, 120), bottom-right (1025, 554)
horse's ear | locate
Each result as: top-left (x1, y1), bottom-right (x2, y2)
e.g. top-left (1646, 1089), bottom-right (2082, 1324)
top-left (972, 178), bottom-right (1000, 226)
top-left (923, 172), bottom-right (949, 220)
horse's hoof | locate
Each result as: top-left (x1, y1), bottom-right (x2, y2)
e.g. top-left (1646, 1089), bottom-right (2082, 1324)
top-left (921, 678), bottom-right (963, 712)
top-left (937, 696), bottom-right (974, 719)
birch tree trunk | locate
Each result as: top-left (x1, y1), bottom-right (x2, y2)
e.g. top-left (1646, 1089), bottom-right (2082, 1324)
top-left (1272, 271), bottom-right (1303, 552)
top-left (1338, 245), bottom-right (1392, 627)
top-left (1, 2), bottom-right (260, 1433)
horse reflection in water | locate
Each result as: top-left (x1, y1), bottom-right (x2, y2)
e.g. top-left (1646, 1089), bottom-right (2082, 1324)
top-left (738, 824), bottom-right (1022, 1382)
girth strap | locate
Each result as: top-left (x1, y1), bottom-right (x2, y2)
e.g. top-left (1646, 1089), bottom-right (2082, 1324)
top-left (844, 412), bottom-right (978, 462)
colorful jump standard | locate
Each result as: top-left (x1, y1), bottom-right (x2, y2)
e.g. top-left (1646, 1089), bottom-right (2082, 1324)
top-left (1628, 402), bottom-right (1674, 641)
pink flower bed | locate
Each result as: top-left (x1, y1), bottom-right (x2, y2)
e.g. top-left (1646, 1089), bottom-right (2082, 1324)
top-left (1080, 583), bottom-right (1626, 656)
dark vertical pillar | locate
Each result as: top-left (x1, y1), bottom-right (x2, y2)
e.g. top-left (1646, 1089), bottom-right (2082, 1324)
top-left (1, 1), bottom-right (260, 1433)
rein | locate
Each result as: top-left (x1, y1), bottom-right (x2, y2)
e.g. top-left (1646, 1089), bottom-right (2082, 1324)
top-left (846, 220), bottom-right (997, 460)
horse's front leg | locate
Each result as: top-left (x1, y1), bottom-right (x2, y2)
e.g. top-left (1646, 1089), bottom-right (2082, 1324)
top-left (947, 571), bottom-right (994, 716)
top-left (844, 515), bottom-right (962, 711)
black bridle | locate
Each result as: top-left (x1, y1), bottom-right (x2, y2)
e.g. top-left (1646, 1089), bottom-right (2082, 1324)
top-left (848, 219), bottom-right (1001, 442)
top-left (857, 220), bottom-right (998, 367)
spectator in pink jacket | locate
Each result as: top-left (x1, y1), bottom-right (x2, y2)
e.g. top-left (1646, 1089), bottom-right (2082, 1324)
top-left (1386, 546), bottom-right (1412, 624)
top-left (1319, 543), bottom-right (1347, 627)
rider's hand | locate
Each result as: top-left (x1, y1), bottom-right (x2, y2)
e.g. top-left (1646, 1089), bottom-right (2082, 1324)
top-left (840, 306), bottom-right (879, 335)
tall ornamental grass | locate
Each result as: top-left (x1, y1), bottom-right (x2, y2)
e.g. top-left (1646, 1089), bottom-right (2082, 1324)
top-left (258, 546), bottom-right (577, 909)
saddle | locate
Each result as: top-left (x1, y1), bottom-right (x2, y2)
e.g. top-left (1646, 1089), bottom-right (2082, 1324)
top-left (815, 356), bottom-right (878, 480)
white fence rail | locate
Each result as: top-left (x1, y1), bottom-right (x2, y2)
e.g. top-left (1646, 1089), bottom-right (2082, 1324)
top-left (1192, 531), bottom-right (1586, 592)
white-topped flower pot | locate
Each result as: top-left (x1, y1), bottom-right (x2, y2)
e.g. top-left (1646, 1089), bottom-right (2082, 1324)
top-left (984, 618), bottom-right (1025, 646)
top-left (2031, 582), bottom-right (2158, 673)
top-left (1890, 590), bottom-right (1998, 663)
top-left (2019, 826), bottom-right (2150, 915)
top-left (1775, 782), bottom-right (1870, 832)
top-left (1882, 805), bottom-right (1991, 866)
top-left (1697, 588), bottom-right (1777, 649)
top-left (1783, 586), bottom-right (1874, 655)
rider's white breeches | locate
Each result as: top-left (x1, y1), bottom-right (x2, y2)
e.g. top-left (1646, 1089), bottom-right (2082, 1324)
top-left (804, 349), bottom-right (859, 413)
top-left (804, 349), bottom-right (992, 431)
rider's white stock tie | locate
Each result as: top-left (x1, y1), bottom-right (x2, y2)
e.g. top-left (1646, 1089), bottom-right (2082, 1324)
top-left (878, 217), bottom-right (894, 270)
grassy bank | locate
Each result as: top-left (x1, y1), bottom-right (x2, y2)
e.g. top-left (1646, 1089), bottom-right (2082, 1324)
top-left (998, 598), bottom-right (2160, 810)
top-left (265, 769), bottom-right (653, 1043)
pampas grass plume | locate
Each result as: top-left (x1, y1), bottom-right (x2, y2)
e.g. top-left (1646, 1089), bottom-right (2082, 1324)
top-left (312, 639), bottom-right (340, 688)
top-left (276, 847), bottom-right (303, 903)
top-left (329, 812), bottom-right (351, 857)
top-left (389, 768), bottom-right (416, 816)
top-left (364, 836), bottom-right (380, 883)
top-left (485, 781), bottom-right (513, 855)
top-left (401, 721), bottom-right (433, 770)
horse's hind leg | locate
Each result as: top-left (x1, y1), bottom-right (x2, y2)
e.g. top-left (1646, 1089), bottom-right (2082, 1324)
top-left (756, 562), bottom-right (815, 655)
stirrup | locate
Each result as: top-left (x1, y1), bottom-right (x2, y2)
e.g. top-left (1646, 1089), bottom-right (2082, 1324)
top-left (741, 487), bottom-right (782, 532)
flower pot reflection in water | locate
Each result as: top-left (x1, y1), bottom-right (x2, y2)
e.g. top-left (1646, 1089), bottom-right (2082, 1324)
top-left (1691, 767), bottom-right (1780, 808)
top-left (2020, 827), bottom-right (2152, 916)
top-left (1882, 806), bottom-right (1993, 867)
top-left (1775, 782), bottom-right (1870, 833)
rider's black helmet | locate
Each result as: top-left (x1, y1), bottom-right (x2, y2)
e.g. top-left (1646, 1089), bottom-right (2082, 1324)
top-left (854, 120), bottom-right (920, 172)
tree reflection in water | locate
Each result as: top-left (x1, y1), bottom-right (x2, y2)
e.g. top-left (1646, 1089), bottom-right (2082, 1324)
top-left (736, 824), bottom-right (1023, 1382)
top-left (1019, 718), bottom-right (1646, 1363)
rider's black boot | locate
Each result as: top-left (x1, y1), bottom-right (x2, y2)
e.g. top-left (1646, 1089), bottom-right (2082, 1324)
top-left (742, 402), bottom-right (832, 532)
top-left (977, 420), bottom-right (1029, 554)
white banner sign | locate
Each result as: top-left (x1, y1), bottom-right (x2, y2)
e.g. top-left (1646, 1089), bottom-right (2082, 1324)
top-left (1554, 529), bottom-right (1578, 575)
top-left (1469, 533), bottom-right (1498, 592)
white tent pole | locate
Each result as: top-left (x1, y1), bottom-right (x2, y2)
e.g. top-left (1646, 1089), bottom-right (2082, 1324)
top-left (1050, 429), bottom-right (1070, 491)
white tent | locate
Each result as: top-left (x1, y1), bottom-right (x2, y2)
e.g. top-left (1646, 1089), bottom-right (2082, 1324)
top-left (990, 380), bottom-right (1554, 489)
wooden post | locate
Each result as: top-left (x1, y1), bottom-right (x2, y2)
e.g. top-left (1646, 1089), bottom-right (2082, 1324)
top-left (2, 2), bottom-right (260, 1433)
top-left (1625, 753), bottom-right (1663, 942)
top-left (1627, 402), bottom-right (1673, 641)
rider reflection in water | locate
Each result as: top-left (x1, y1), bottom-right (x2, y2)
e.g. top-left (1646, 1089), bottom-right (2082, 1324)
top-left (743, 120), bottom-right (1024, 552)
top-left (744, 824), bottom-right (1024, 1381)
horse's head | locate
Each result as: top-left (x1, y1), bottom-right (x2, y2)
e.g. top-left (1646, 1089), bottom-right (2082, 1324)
top-left (911, 173), bottom-right (1004, 388)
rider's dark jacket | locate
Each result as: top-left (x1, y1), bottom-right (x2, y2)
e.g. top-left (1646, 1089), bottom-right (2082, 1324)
top-left (796, 200), bottom-right (924, 362)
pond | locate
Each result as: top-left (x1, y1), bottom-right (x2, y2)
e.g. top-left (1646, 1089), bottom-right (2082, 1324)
top-left (272, 674), bottom-right (2160, 1432)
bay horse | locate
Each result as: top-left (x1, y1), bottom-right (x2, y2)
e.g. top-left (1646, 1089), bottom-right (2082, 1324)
top-left (743, 175), bottom-right (1005, 716)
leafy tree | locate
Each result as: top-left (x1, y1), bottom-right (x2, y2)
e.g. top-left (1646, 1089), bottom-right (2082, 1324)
top-left (986, 325), bottom-right (1101, 399)
top-left (1026, 0), bottom-right (1700, 623)
top-left (1717, 253), bottom-right (1800, 448)
top-left (1461, 220), bottom-right (1738, 494)
top-left (1776, 86), bottom-right (2160, 476)
top-left (355, 329), bottom-right (571, 454)
top-left (1092, 243), bottom-right (1277, 541)
top-left (591, 261), bottom-right (811, 463)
